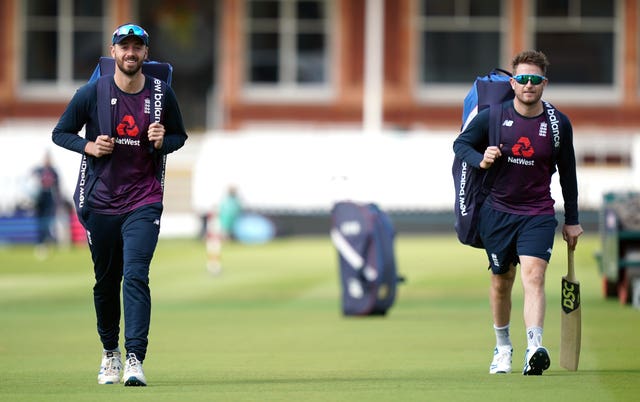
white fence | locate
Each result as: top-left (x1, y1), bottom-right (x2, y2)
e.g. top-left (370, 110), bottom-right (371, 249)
top-left (191, 130), bottom-right (640, 213)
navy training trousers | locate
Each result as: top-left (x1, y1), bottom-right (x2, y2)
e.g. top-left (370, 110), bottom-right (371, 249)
top-left (83, 202), bottom-right (162, 362)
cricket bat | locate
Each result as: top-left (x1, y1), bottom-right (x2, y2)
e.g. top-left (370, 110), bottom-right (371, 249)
top-left (560, 244), bottom-right (581, 371)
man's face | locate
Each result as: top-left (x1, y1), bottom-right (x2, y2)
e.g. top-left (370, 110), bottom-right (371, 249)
top-left (111, 37), bottom-right (147, 76)
top-left (511, 63), bottom-right (547, 106)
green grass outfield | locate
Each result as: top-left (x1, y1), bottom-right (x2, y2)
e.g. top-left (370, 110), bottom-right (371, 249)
top-left (1, 234), bottom-right (638, 402)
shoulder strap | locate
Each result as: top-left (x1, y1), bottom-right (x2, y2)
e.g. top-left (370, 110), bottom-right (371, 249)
top-left (481, 103), bottom-right (503, 192)
top-left (148, 75), bottom-right (167, 153)
top-left (542, 100), bottom-right (562, 161)
top-left (96, 75), bottom-right (112, 136)
top-left (149, 76), bottom-right (167, 125)
top-left (488, 103), bottom-right (502, 147)
top-left (147, 75), bottom-right (169, 190)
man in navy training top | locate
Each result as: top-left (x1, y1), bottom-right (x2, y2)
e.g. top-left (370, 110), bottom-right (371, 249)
top-left (52, 23), bottom-right (187, 386)
top-left (453, 50), bottom-right (583, 376)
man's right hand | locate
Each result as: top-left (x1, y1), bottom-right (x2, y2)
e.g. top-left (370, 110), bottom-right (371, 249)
top-left (480, 145), bottom-right (502, 169)
top-left (85, 135), bottom-right (114, 157)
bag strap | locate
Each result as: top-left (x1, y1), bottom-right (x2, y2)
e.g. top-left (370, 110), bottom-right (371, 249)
top-left (96, 75), bottom-right (112, 136)
top-left (481, 103), bottom-right (503, 192)
top-left (488, 103), bottom-right (502, 146)
top-left (148, 76), bottom-right (169, 190)
top-left (541, 100), bottom-right (562, 162)
top-left (149, 76), bottom-right (167, 153)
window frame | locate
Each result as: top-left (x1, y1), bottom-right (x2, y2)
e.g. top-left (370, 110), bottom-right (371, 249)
top-left (241, 0), bottom-right (335, 103)
top-left (529, 0), bottom-right (622, 105)
top-left (17, 0), bottom-right (109, 101)
top-left (414, 0), bottom-right (507, 105)
top-left (414, 0), bottom-right (623, 106)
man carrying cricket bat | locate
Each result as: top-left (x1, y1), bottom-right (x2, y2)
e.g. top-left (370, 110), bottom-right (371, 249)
top-left (453, 50), bottom-right (583, 375)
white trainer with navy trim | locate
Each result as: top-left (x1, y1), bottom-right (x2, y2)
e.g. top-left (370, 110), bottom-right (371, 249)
top-left (123, 353), bottom-right (147, 386)
top-left (98, 350), bottom-right (122, 384)
top-left (489, 346), bottom-right (513, 374)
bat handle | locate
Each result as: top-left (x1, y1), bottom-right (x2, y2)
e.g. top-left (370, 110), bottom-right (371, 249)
top-left (567, 243), bottom-right (575, 282)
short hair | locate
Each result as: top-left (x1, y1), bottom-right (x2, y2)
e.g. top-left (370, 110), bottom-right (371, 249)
top-left (511, 50), bottom-right (550, 75)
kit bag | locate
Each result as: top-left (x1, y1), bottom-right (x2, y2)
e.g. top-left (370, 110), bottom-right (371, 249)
top-left (453, 69), bottom-right (512, 248)
top-left (330, 201), bottom-right (403, 316)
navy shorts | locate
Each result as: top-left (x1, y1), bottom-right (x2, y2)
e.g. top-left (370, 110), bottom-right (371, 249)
top-left (478, 202), bottom-right (558, 275)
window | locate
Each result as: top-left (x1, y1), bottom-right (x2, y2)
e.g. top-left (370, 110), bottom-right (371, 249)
top-left (532, 0), bottom-right (618, 102)
top-left (21, 0), bottom-right (105, 98)
top-left (417, 0), bottom-right (503, 102)
top-left (244, 0), bottom-right (332, 101)
top-left (138, 0), bottom-right (216, 130)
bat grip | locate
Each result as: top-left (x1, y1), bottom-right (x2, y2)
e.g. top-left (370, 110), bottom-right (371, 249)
top-left (567, 243), bottom-right (576, 282)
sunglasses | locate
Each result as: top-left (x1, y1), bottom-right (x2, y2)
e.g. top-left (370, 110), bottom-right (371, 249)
top-left (513, 74), bottom-right (546, 85)
top-left (112, 24), bottom-right (149, 45)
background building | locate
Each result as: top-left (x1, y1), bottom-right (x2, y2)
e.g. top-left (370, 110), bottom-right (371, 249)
top-left (1, 0), bottom-right (639, 237)
top-left (1, 1), bottom-right (638, 134)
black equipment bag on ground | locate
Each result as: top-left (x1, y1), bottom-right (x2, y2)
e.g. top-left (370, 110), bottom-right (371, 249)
top-left (330, 201), bottom-right (403, 316)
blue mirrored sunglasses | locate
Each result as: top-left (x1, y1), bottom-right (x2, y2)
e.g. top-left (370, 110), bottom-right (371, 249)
top-left (112, 24), bottom-right (148, 45)
top-left (513, 74), bottom-right (546, 85)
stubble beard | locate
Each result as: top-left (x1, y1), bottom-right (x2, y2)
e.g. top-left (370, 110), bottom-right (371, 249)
top-left (516, 91), bottom-right (542, 106)
top-left (116, 57), bottom-right (143, 77)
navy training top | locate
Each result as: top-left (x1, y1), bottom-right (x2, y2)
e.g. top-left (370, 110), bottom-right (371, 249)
top-left (52, 75), bottom-right (187, 215)
top-left (453, 100), bottom-right (579, 225)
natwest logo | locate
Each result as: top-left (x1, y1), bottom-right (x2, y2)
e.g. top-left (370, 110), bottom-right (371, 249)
top-left (116, 115), bottom-right (139, 137)
top-left (512, 136), bottom-right (534, 158)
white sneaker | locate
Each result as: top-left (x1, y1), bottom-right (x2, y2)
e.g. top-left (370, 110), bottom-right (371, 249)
top-left (123, 353), bottom-right (147, 386)
top-left (523, 346), bottom-right (550, 375)
top-left (489, 346), bottom-right (513, 374)
top-left (97, 350), bottom-right (122, 384)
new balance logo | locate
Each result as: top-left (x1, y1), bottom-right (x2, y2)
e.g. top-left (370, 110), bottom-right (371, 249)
top-left (502, 120), bottom-right (513, 127)
top-left (111, 98), bottom-right (117, 105)
top-left (491, 253), bottom-right (500, 267)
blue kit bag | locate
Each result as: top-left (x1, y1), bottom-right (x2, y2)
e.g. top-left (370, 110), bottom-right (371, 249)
top-left (452, 69), bottom-right (513, 248)
top-left (330, 201), bottom-right (402, 316)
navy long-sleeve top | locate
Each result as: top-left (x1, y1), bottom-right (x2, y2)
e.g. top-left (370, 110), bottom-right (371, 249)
top-left (52, 76), bottom-right (187, 215)
top-left (453, 100), bottom-right (579, 225)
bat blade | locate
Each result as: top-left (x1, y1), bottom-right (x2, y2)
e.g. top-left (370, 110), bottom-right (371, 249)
top-left (560, 246), bottom-right (581, 371)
